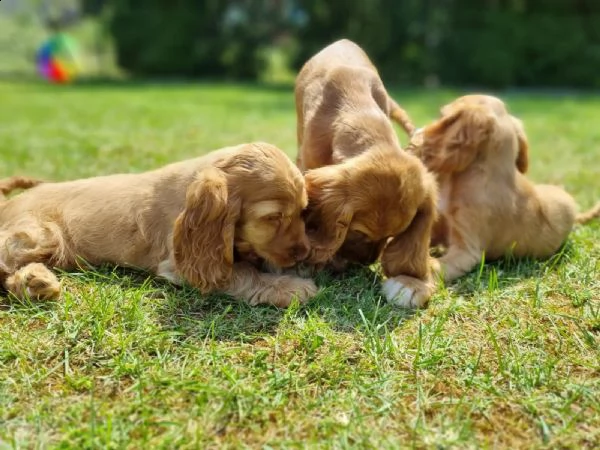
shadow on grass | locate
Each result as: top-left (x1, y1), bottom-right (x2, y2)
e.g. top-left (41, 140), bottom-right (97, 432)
top-left (3, 261), bottom-right (416, 341)
top-left (305, 264), bottom-right (418, 333)
top-left (442, 240), bottom-right (575, 297)
top-left (152, 263), bottom-right (418, 342)
top-left (57, 265), bottom-right (290, 342)
top-left (0, 241), bottom-right (574, 342)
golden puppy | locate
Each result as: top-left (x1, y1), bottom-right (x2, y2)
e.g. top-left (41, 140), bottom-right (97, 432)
top-left (0, 143), bottom-right (317, 307)
top-left (295, 39), bottom-right (437, 308)
top-left (407, 94), bottom-right (600, 281)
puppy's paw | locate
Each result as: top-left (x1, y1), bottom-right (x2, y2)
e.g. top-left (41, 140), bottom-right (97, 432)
top-left (5, 263), bottom-right (61, 301)
top-left (382, 275), bottom-right (433, 309)
top-left (157, 259), bottom-right (183, 285)
top-left (272, 276), bottom-right (318, 307)
top-left (252, 276), bottom-right (318, 308)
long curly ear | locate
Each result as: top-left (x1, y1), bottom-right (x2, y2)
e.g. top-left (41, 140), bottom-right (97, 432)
top-left (304, 167), bottom-right (353, 264)
top-left (418, 106), bottom-right (495, 174)
top-left (512, 117), bottom-right (529, 173)
top-left (173, 167), bottom-right (241, 293)
top-left (381, 173), bottom-right (438, 280)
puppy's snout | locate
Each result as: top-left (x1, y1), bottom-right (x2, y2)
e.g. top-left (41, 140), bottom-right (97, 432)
top-left (290, 241), bottom-right (310, 262)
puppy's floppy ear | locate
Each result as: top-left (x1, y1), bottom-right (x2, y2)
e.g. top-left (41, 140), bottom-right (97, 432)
top-left (419, 106), bottom-right (495, 174)
top-left (173, 167), bottom-right (241, 293)
top-left (512, 117), bottom-right (529, 173)
top-left (304, 166), bottom-right (353, 264)
top-left (381, 172), bottom-right (438, 280)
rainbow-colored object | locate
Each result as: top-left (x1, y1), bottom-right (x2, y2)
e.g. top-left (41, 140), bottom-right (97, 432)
top-left (36, 34), bottom-right (80, 83)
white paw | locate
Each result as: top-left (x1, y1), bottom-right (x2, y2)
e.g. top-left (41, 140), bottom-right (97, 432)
top-left (282, 277), bottom-right (318, 304)
top-left (382, 276), bottom-right (431, 308)
top-left (157, 259), bottom-right (182, 285)
top-left (382, 279), bottom-right (416, 308)
top-left (250, 276), bottom-right (318, 308)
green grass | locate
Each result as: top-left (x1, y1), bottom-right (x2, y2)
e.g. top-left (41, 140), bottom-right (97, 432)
top-left (1, 80), bottom-right (599, 449)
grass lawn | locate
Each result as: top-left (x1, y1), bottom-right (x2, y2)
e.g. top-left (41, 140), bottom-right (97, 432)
top-left (0, 79), bottom-right (599, 449)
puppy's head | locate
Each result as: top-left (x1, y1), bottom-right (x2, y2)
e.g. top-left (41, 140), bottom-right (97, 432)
top-left (173, 143), bottom-right (310, 292)
top-left (409, 94), bottom-right (528, 174)
top-left (304, 150), bottom-right (429, 265)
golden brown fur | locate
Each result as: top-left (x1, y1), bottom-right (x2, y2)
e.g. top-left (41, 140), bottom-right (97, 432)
top-left (295, 39), bottom-right (437, 308)
top-left (407, 94), bottom-right (600, 281)
top-left (0, 176), bottom-right (44, 201)
top-left (0, 143), bottom-right (317, 307)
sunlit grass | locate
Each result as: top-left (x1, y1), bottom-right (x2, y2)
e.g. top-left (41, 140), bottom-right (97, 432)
top-left (0, 80), bottom-right (599, 448)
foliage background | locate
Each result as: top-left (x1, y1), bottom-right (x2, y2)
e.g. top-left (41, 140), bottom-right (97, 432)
top-left (3, 0), bottom-right (600, 88)
top-left (109, 0), bottom-right (600, 87)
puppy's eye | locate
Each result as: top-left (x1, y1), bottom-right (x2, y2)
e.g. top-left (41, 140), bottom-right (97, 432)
top-left (264, 213), bottom-right (283, 222)
top-left (350, 230), bottom-right (370, 241)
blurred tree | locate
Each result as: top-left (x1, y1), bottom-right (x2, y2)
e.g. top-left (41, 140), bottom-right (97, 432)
top-left (291, 0), bottom-right (449, 85)
top-left (294, 0), bottom-right (600, 88)
top-left (81, 0), bottom-right (107, 16)
top-left (103, 0), bottom-right (600, 86)
top-left (109, 0), bottom-right (290, 78)
top-left (437, 0), bottom-right (600, 87)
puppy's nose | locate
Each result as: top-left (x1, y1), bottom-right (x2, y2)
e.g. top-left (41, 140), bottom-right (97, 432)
top-left (290, 242), bottom-right (310, 262)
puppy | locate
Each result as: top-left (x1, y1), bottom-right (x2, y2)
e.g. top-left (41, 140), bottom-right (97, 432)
top-left (0, 143), bottom-right (317, 307)
top-left (295, 39), bottom-right (438, 308)
top-left (406, 94), bottom-right (600, 281)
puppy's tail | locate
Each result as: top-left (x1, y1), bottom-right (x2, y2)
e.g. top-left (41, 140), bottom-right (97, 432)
top-left (388, 97), bottom-right (416, 136)
top-left (576, 202), bottom-right (600, 224)
top-left (0, 176), bottom-right (43, 202)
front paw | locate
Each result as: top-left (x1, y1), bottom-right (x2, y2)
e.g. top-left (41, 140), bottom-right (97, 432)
top-left (252, 276), bottom-right (318, 308)
top-left (382, 275), bottom-right (433, 308)
top-left (274, 276), bottom-right (318, 307)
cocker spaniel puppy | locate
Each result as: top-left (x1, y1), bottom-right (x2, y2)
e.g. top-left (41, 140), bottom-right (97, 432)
top-left (0, 143), bottom-right (317, 307)
top-left (295, 39), bottom-right (438, 308)
top-left (407, 94), bottom-right (600, 281)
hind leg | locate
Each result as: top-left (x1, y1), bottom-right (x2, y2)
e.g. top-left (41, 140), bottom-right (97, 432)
top-left (435, 245), bottom-right (482, 282)
top-left (4, 262), bottom-right (61, 300)
top-left (1, 222), bottom-right (66, 301)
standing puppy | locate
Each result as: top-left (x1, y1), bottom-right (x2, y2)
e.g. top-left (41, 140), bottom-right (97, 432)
top-left (407, 94), bottom-right (600, 281)
top-left (0, 143), bottom-right (317, 307)
top-left (296, 39), bottom-right (437, 308)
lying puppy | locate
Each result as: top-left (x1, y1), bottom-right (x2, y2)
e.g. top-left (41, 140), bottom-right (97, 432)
top-left (406, 94), bottom-right (600, 281)
top-left (0, 143), bottom-right (317, 307)
top-left (295, 39), bottom-right (438, 308)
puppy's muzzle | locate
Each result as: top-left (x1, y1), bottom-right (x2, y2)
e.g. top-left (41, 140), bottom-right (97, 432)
top-left (289, 242), bottom-right (310, 262)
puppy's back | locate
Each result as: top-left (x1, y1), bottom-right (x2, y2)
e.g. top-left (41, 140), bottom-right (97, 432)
top-left (296, 39), bottom-right (378, 90)
top-left (306, 39), bottom-right (374, 71)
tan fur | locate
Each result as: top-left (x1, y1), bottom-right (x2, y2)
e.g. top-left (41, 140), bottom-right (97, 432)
top-left (408, 94), bottom-right (597, 281)
top-left (576, 202), bottom-right (600, 224)
top-left (0, 143), bottom-right (317, 306)
top-left (388, 97), bottom-right (416, 136)
top-left (295, 39), bottom-right (437, 308)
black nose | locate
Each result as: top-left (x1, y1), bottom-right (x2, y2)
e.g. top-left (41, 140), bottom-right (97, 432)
top-left (290, 243), bottom-right (310, 261)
